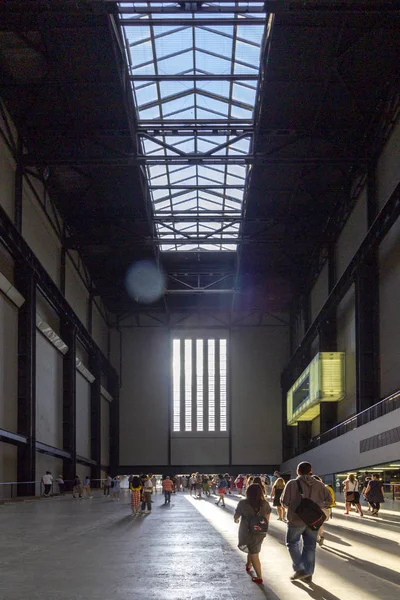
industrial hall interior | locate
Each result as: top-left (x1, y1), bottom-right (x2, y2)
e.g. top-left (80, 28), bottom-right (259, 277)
top-left (1, 1), bottom-right (400, 599)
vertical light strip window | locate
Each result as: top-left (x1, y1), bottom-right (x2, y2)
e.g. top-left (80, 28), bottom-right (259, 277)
top-left (220, 339), bottom-right (227, 432)
top-left (208, 340), bottom-right (215, 432)
top-left (185, 339), bottom-right (192, 432)
top-left (196, 339), bottom-right (203, 432)
top-left (172, 339), bottom-right (180, 432)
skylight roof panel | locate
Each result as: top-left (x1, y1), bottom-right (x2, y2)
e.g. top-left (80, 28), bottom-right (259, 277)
top-left (159, 80), bottom-right (192, 98)
top-left (159, 91), bottom-right (194, 111)
top-left (196, 80), bottom-right (230, 98)
top-left (163, 107), bottom-right (196, 119)
top-left (125, 25), bottom-right (150, 46)
top-left (155, 29), bottom-right (193, 60)
top-left (131, 62), bottom-right (156, 76)
top-left (195, 51), bottom-right (231, 74)
top-left (232, 84), bottom-right (257, 106)
top-left (135, 84), bottom-right (158, 106)
top-left (121, 3), bottom-right (267, 253)
top-left (195, 29), bottom-right (233, 59)
top-left (235, 40), bottom-right (262, 65)
top-left (130, 40), bottom-right (154, 67)
top-left (230, 105), bottom-right (253, 119)
top-left (172, 198), bottom-right (198, 211)
top-left (157, 50), bottom-right (193, 73)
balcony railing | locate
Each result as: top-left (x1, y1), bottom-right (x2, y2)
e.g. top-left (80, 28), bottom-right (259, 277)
top-left (306, 389), bottom-right (400, 451)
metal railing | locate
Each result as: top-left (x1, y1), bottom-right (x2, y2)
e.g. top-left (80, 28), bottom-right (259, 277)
top-left (306, 389), bottom-right (400, 451)
top-left (0, 478), bottom-right (104, 501)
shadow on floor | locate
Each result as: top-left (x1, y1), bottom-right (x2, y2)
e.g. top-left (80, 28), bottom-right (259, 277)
top-left (292, 581), bottom-right (341, 600)
top-left (321, 531), bottom-right (352, 546)
top-left (322, 545), bottom-right (400, 586)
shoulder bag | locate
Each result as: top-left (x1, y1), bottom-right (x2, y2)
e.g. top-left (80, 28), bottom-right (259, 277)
top-left (295, 480), bottom-right (326, 531)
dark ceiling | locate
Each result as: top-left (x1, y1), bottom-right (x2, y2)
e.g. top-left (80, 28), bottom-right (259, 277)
top-left (0, 1), bottom-right (399, 317)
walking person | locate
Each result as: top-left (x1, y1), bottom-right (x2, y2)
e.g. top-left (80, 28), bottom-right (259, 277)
top-left (130, 475), bottom-right (142, 515)
top-left (281, 461), bottom-right (332, 583)
top-left (234, 483), bottom-right (271, 585)
top-left (72, 474), bottom-right (83, 499)
top-left (235, 474), bottom-right (244, 496)
top-left (82, 476), bottom-right (93, 499)
top-left (196, 473), bottom-right (203, 498)
top-left (104, 474), bottom-right (112, 496)
top-left (215, 473), bottom-right (228, 507)
top-left (343, 473), bottom-right (363, 516)
top-left (189, 473), bottom-right (196, 497)
top-left (55, 474), bottom-right (65, 495)
top-left (313, 476), bottom-right (336, 546)
top-left (42, 471), bottom-right (53, 497)
top-left (364, 473), bottom-right (385, 516)
top-left (271, 476), bottom-right (286, 521)
top-left (141, 474), bottom-right (153, 513)
top-left (112, 476), bottom-right (121, 501)
top-left (162, 476), bottom-right (174, 505)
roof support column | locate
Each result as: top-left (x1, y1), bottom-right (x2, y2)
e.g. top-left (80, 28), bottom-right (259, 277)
top-left (109, 372), bottom-right (120, 476)
top-left (61, 319), bottom-right (77, 489)
top-left (14, 135), bottom-right (23, 233)
top-left (355, 163), bottom-right (380, 413)
top-left (16, 262), bottom-right (36, 496)
top-left (90, 353), bottom-right (102, 486)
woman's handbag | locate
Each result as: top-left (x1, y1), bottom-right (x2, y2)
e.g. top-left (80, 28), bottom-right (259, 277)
top-left (345, 492), bottom-right (355, 502)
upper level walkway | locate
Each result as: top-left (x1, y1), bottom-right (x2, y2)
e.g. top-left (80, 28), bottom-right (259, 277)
top-left (1, 488), bottom-right (399, 600)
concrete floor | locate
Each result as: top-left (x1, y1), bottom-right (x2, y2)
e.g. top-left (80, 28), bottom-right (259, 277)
top-left (1, 490), bottom-right (399, 600)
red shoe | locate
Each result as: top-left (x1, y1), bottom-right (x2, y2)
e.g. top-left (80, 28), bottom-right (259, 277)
top-left (246, 566), bottom-right (251, 573)
top-left (252, 577), bottom-right (263, 584)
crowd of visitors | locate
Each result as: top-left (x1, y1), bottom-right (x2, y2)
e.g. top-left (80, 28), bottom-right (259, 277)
top-left (39, 464), bottom-right (386, 586)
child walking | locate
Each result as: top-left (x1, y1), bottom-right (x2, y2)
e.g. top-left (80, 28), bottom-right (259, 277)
top-left (130, 475), bottom-right (142, 515)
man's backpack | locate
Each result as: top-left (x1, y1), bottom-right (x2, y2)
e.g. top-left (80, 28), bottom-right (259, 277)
top-left (248, 508), bottom-right (269, 535)
top-left (295, 480), bottom-right (326, 531)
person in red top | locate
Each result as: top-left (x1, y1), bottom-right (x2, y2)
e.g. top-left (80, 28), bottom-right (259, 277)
top-left (162, 476), bottom-right (174, 505)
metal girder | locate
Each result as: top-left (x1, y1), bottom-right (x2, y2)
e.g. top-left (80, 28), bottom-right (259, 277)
top-left (117, 0), bottom-right (400, 10)
top-left (120, 6), bottom-right (265, 15)
top-left (283, 180), bottom-right (400, 386)
top-left (0, 428), bottom-right (28, 446)
top-left (22, 155), bottom-right (366, 166)
top-left (119, 18), bottom-right (267, 26)
top-left (150, 185), bottom-right (245, 190)
top-left (130, 75), bottom-right (259, 81)
top-left (0, 203), bottom-right (116, 381)
top-left (166, 288), bottom-right (234, 294)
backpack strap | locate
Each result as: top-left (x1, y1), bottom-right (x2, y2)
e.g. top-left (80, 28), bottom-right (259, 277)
top-left (296, 479), bottom-right (304, 497)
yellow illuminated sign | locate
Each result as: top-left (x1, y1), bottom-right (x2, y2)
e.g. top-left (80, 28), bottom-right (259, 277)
top-left (287, 352), bottom-right (345, 426)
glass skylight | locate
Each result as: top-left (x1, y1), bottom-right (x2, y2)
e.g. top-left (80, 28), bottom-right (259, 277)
top-left (120, 2), bottom-right (266, 251)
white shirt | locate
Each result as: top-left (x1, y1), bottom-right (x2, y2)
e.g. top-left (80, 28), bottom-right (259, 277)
top-left (42, 474), bottom-right (53, 485)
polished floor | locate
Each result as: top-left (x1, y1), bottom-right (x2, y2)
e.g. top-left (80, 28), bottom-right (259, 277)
top-left (1, 489), bottom-right (399, 600)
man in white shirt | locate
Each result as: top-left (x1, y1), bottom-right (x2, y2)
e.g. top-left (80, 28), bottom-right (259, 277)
top-left (42, 472), bottom-right (53, 497)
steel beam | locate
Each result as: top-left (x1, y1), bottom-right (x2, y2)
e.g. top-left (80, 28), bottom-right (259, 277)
top-left (0, 428), bottom-right (28, 446)
top-left (15, 263), bottom-right (36, 497)
top-left (120, 18), bottom-right (267, 26)
top-left (61, 320), bottom-right (76, 488)
top-left (22, 155), bottom-right (365, 167)
top-left (283, 180), bottom-right (400, 388)
top-left (90, 353), bottom-right (102, 485)
top-left (14, 136), bottom-right (23, 233)
top-left (36, 442), bottom-right (71, 460)
top-left (0, 203), bottom-right (117, 382)
top-left (130, 74), bottom-right (259, 81)
top-left (151, 186), bottom-right (245, 190)
top-left (109, 373), bottom-right (120, 476)
top-left (166, 288), bottom-right (234, 294)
